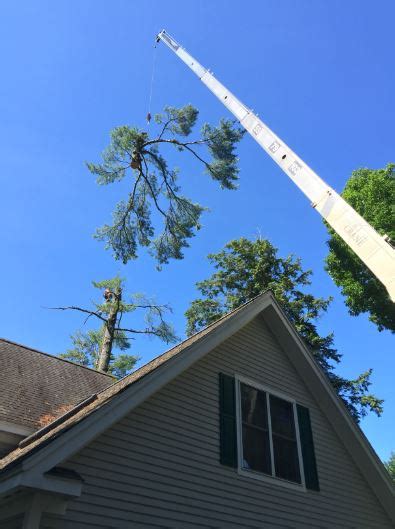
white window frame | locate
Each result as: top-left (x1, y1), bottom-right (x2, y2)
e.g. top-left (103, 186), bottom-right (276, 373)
top-left (235, 374), bottom-right (306, 492)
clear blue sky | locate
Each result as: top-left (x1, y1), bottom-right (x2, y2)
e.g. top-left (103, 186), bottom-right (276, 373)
top-left (1, 1), bottom-right (393, 460)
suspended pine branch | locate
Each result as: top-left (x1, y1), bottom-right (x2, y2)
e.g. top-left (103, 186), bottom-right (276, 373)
top-left (87, 105), bottom-right (245, 265)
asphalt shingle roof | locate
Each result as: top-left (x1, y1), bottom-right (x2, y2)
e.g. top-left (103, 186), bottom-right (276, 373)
top-left (0, 338), bottom-right (114, 431)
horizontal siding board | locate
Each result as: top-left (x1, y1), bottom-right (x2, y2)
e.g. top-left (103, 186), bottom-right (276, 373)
top-left (70, 466), bottom-right (385, 528)
top-left (71, 449), bottom-right (384, 524)
top-left (1, 515), bottom-right (24, 529)
top-left (72, 490), bottom-right (292, 529)
top-left (104, 416), bottom-right (376, 498)
top-left (41, 514), bottom-right (103, 529)
top-left (49, 317), bottom-right (391, 528)
top-left (120, 412), bottom-right (219, 443)
top-left (92, 429), bottom-right (379, 501)
top-left (126, 399), bottom-right (360, 479)
top-left (66, 501), bottom-right (248, 529)
top-left (45, 509), bottom-right (182, 529)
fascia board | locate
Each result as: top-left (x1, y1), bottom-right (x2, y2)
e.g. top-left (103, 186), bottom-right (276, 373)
top-left (262, 302), bottom-right (395, 523)
top-left (0, 472), bottom-right (82, 499)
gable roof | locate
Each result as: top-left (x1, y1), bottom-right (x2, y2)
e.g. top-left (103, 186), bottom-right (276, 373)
top-left (0, 338), bottom-right (114, 431)
top-left (0, 295), bottom-right (251, 473)
top-left (0, 292), bottom-right (393, 521)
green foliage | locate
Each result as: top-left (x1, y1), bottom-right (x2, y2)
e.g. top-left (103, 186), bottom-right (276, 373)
top-left (384, 452), bottom-right (395, 482)
top-left (87, 105), bottom-right (244, 265)
top-left (185, 237), bottom-right (383, 421)
top-left (154, 105), bottom-right (198, 136)
top-left (325, 164), bottom-right (395, 332)
top-left (109, 354), bottom-right (139, 379)
top-left (60, 327), bottom-right (136, 378)
top-left (90, 277), bottom-right (177, 343)
top-left (201, 119), bottom-right (243, 190)
top-left (59, 275), bottom-right (177, 378)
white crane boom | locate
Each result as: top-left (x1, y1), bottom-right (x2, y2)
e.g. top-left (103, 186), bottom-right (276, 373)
top-left (157, 30), bottom-right (395, 301)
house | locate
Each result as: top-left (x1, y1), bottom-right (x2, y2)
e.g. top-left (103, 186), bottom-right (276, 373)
top-left (0, 291), bottom-right (393, 528)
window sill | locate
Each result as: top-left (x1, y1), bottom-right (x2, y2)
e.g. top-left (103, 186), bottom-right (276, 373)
top-left (237, 467), bottom-right (307, 492)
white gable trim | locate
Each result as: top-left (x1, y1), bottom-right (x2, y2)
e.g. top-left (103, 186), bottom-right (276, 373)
top-left (261, 303), bottom-right (394, 520)
top-left (0, 292), bottom-right (393, 522)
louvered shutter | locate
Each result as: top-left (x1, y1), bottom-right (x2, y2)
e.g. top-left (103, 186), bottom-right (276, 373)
top-left (219, 373), bottom-right (237, 468)
top-left (297, 404), bottom-right (320, 491)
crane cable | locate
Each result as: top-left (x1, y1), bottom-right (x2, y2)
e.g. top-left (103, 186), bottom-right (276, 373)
top-left (146, 42), bottom-right (158, 125)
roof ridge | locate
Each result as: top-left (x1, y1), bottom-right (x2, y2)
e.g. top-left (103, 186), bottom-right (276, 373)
top-left (93, 291), bottom-right (269, 397)
top-left (0, 337), bottom-right (115, 378)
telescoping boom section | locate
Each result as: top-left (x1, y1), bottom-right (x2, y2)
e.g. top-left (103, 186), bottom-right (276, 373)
top-left (157, 30), bottom-right (395, 301)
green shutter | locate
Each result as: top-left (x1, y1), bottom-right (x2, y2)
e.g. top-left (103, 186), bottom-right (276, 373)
top-left (297, 404), bottom-right (320, 491)
top-left (219, 373), bottom-right (237, 468)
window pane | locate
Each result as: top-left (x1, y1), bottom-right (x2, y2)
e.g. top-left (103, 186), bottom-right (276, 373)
top-left (241, 383), bottom-right (267, 428)
top-left (270, 395), bottom-right (296, 439)
top-left (272, 436), bottom-right (301, 483)
top-left (242, 424), bottom-right (272, 475)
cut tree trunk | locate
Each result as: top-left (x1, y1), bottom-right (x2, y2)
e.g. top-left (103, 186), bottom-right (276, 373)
top-left (97, 288), bottom-right (121, 372)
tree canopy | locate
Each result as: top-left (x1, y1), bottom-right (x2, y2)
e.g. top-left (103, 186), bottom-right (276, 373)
top-left (325, 164), bottom-right (395, 332)
top-left (57, 276), bottom-right (177, 378)
top-left (384, 452), bottom-right (395, 482)
top-left (88, 105), bottom-right (244, 266)
top-left (186, 237), bottom-right (383, 422)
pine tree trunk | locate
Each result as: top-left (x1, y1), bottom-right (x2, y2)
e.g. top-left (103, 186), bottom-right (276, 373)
top-left (97, 288), bottom-right (121, 372)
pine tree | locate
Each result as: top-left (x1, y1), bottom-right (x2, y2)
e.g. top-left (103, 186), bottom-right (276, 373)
top-left (186, 237), bottom-right (383, 422)
top-left (384, 452), bottom-right (395, 482)
top-left (55, 276), bottom-right (177, 377)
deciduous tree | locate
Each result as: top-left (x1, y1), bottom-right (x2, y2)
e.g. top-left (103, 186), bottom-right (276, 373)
top-left (325, 164), bottom-right (395, 332)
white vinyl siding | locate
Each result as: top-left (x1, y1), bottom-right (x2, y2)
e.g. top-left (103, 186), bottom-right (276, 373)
top-left (41, 316), bottom-right (392, 528)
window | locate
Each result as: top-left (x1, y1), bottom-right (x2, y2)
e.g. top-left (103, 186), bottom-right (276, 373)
top-left (218, 372), bottom-right (319, 491)
top-left (240, 384), bottom-right (272, 475)
top-left (239, 380), bottom-right (302, 485)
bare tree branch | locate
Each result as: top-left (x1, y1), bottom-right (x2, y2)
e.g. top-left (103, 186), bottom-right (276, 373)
top-left (115, 326), bottom-right (165, 336)
top-left (46, 306), bottom-right (107, 323)
top-left (157, 117), bottom-right (177, 140)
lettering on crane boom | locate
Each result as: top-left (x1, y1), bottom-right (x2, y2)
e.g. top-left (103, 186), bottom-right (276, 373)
top-left (252, 123), bottom-right (263, 136)
top-left (288, 161), bottom-right (302, 176)
top-left (344, 225), bottom-right (368, 247)
top-left (269, 141), bottom-right (281, 153)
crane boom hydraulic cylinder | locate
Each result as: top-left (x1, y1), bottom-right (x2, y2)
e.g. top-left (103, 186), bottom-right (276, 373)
top-left (157, 30), bottom-right (395, 301)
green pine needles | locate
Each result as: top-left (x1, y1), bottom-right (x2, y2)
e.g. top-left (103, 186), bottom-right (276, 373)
top-left (185, 237), bottom-right (383, 422)
top-left (87, 105), bottom-right (244, 266)
top-left (57, 276), bottom-right (177, 378)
